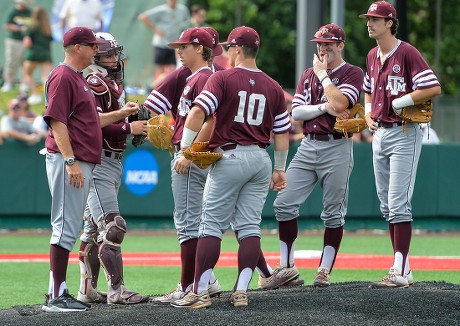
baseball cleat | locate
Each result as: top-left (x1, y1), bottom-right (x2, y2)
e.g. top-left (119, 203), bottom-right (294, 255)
top-left (42, 289), bottom-right (91, 312)
top-left (282, 275), bottom-right (305, 287)
top-left (77, 290), bottom-right (107, 303)
top-left (313, 267), bottom-right (331, 287)
top-left (208, 280), bottom-right (222, 298)
top-left (170, 290), bottom-right (211, 309)
top-left (258, 265), bottom-right (300, 290)
top-left (151, 283), bottom-right (185, 304)
top-left (230, 290), bottom-right (248, 307)
top-left (107, 285), bottom-right (145, 304)
top-left (369, 267), bottom-right (409, 289)
top-left (406, 270), bottom-right (414, 286)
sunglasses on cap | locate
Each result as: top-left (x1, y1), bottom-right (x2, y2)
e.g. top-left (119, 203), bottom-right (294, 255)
top-left (79, 43), bottom-right (98, 50)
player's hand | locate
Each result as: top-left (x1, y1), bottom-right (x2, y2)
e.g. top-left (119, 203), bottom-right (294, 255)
top-left (66, 164), bottom-right (85, 188)
top-left (365, 113), bottom-right (378, 133)
top-left (270, 170), bottom-right (287, 192)
top-left (120, 102), bottom-right (140, 119)
top-left (313, 53), bottom-right (328, 75)
top-left (173, 156), bottom-right (191, 174)
top-left (324, 103), bottom-right (349, 119)
top-left (131, 120), bottom-right (148, 136)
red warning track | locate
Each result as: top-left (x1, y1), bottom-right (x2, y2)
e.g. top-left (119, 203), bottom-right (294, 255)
top-left (0, 252), bottom-right (459, 270)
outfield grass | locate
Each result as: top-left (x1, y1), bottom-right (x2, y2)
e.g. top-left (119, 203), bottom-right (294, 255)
top-left (0, 233), bottom-right (459, 309)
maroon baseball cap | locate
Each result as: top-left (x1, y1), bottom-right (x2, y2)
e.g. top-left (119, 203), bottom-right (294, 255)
top-left (168, 27), bottom-right (213, 49)
top-left (359, 1), bottom-right (397, 19)
top-left (62, 26), bottom-right (104, 47)
top-left (201, 26), bottom-right (223, 56)
top-left (220, 26), bottom-right (260, 48)
top-left (310, 24), bottom-right (345, 43)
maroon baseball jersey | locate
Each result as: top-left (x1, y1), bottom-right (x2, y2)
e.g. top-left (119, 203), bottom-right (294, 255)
top-left (86, 73), bottom-right (130, 151)
top-left (172, 66), bottom-right (213, 146)
top-left (292, 62), bottom-right (364, 135)
top-left (193, 66), bottom-right (291, 150)
top-left (143, 63), bottom-right (225, 120)
top-left (44, 64), bottom-right (102, 164)
top-left (363, 40), bottom-right (440, 123)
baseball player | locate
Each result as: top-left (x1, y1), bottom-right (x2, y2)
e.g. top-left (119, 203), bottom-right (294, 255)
top-left (145, 27), bottom-right (223, 304)
top-left (272, 24), bottom-right (364, 288)
top-left (42, 27), bottom-right (139, 313)
top-left (171, 26), bottom-right (291, 309)
top-left (360, 1), bottom-right (441, 288)
top-left (76, 32), bottom-right (147, 304)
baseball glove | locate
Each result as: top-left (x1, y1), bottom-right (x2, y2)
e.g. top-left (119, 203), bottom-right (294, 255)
top-left (132, 104), bottom-right (151, 148)
top-left (182, 141), bottom-right (222, 169)
top-left (396, 102), bottom-right (432, 123)
top-left (333, 103), bottom-right (367, 136)
top-left (147, 115), bottom-right (175, 155)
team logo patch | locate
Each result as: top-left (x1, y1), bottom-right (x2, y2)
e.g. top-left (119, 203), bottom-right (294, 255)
top-left (249, 79), bottom-right (255, 86)
top-left (393, 65), bottom-right (401, 73)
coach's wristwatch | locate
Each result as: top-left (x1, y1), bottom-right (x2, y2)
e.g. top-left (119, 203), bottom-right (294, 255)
top-left (64, 157), bottom-right (76, 166)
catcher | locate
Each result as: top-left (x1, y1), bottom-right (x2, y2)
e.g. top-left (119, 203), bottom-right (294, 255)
top-left (77, 32), bottom-right (146, 305)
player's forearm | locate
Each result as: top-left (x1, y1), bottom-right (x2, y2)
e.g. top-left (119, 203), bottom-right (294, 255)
top-left (49, 119), bottom-right (74, 158)
top-left (181, 106), bottom-right (206, 148)
top-left (291, 104), bottom-right (326, 121)
top-left (195, 115), bottom-right (214, 142)
top-left (273, 133), bottom-right (289, 171)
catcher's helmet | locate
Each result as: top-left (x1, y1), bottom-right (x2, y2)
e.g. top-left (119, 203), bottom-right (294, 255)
top-left (91, 32), bottom-right (126, 81)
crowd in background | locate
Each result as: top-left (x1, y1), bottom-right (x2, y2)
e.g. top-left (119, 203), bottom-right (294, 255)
top-left (0, 0), bottom-right (440, 146)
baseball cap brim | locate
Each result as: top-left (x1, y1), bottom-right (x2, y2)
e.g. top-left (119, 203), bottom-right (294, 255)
top-left (310, 37), bottom-right (343, 43)
top-left (359, 13), bottom-right (388, 18)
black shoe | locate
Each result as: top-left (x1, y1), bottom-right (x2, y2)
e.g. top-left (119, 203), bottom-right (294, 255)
top-left (42, 289), bottom-right (91, 312)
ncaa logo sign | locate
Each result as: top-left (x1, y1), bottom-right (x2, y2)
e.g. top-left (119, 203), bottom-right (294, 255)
top-left (123, 149), bottom-right (159, 196)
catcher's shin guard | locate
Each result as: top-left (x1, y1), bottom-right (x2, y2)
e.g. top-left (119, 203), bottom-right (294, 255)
top-left (78, 241), bottom-right (106, 303)
top-left (99, 212), bottom-right (144, 304)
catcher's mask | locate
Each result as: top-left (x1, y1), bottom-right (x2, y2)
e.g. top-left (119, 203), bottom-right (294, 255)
top-left (91, 32), bottom-right (126, 81)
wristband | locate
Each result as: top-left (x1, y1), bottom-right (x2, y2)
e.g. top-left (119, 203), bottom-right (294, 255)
top-left (365, 103), bottom-right (372, 115)
top-left (321, 77), bottom-right (332, 88)
top-left (392, 94), bottom-right (414, 109)
top-left (180, 127), bottom-right (198, 148)
top-left (274, 150), bottom-right (288, 171)
top-left (316, 70), bottom-right (328, 82)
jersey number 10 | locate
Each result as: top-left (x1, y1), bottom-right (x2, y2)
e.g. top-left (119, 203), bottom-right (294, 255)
top-left (234, 91), bottom-right (266, 126)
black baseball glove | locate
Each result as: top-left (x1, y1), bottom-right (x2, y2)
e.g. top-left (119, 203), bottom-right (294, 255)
top-left (131, 104), bottom-right (151, 148)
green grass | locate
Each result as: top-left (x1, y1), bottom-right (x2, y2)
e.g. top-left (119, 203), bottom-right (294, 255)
top-left (0, 233), bottom-right (459, 309)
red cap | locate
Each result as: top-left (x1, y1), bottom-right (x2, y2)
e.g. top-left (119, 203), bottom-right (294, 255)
top-left (310, 24), bottom-right (345, 43)
top-left (8, 99), bottom-right (21, 110)
top-left (62, 26), bottom-right (104, 47)
top-left (201, 26), bottom-right (223, 56)
top-left (168, 27), bottom-right (213, 49)
top-left (220, 26), bottom-right (260, 48)
top-left (359, 1), bottom-right (397, 19)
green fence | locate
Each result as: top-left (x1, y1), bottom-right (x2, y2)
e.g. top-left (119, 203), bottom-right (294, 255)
top-left (1, 140), bottom-right (460, 229)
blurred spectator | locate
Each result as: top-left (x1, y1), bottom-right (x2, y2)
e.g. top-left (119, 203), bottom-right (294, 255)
top-left (22, 6), bottom-right (54, 105)
top-left (32, 113), bottom-right (49, 138)
top-left (60, 0), bottom-right (103, 34)
top-left (2, 0), bottom-right (33, 92)
top-left (138, 0), bottom-right (190, 89)
top-left (179, 4), bottom-right (207, 31)
top-left (1, 97), bottom-right (41, 145)
top-left (421, 123), bottom-right (440, 145)
top-left (16, 92), bottom-right (37, 121)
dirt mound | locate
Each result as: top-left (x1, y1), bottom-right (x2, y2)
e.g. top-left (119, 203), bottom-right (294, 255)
top-left (3, 282), bottom-right (459, 326)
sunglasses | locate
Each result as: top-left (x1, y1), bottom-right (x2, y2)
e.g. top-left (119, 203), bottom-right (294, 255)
top-left (226, 44), bottom-right (238, 49)
top-left (79, 43), bottom-right (98, 50)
